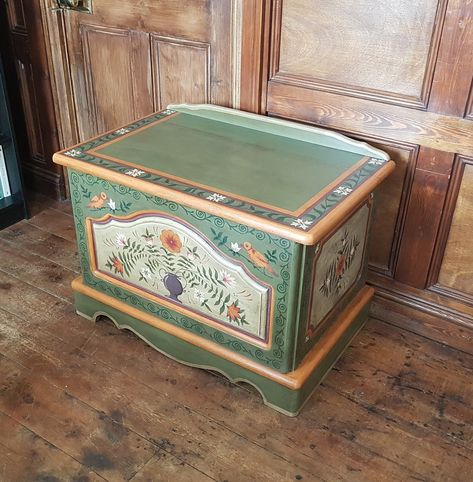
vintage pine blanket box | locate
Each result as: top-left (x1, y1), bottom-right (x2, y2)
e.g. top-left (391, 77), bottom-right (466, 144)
top-left (54, 104), bottom-right (394, 416)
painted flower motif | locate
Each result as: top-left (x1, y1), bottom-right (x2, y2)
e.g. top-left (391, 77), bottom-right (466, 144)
top-left (125, 169), bottom-right (145, 177)
top-left (334, 185), bottom-right (353, 196)
top-left (108, 198), bottom-right (116, 211)
top-left (163, 109), bottom-right (176, 115)
top-left (112, 256), bottom-right (124, 274)
top-left (115, 128), bottom-right (130, 135)
top-left (206, 193), bottom-right (226, 203)
top-left (368, 158), bottom-right (385, 166)
top-left (160, 229), bottom-right (182, 253)
top-left (64, 149), bottom-right (82, 157)
top-left (187, 252), bottom-right (195, 261)
top-left (291, 218), bottom-right (313, 230)
top-left (140, 267), bottom-right (152, 280)
top-left (230, 242), bottom-right (241, 253)
top-left (193, 289), bottom-right (206, 302)
top-left (116, 233), bottom-right (127, 247)
top-left (220, 270), bottom-right (235, 287)
top-left (336, 255), bottom-right (347, 277)
top-left (227, 303), bottom-right (241, 322)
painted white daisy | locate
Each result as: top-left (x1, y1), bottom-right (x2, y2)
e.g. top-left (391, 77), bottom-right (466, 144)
top-left (125, 169), bottom-right (145, 177)
top-left (108, 198), bottom-right (116, 211)
top-left (220, 270), bottom-right (235, 287)
top-left (368, 158), bottom-right (385, 166)
top-left (291, 218), bottom-right (313, 230)
top-left (206, 193), bottom-right (226, 203)
top-left (163, 109), bottom-right (176, 115)
top-left (115, 128), bottom-right (130, 135)
top-left (64, 149), bottom-right (82, 157)
top-left (334, 185), bottom-right (353, 196)
top-left (193, 289), bottom-right (206, 302)
top-left (140, 267), bottom-right (152, 280)
top-left (116, 233), bottom-right (127, 247)
top-left (230, 242), bottom-right (241, 253)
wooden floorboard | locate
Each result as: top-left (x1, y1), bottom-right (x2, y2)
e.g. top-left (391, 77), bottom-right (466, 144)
top-left (1, 198), bottom-right (473, 481)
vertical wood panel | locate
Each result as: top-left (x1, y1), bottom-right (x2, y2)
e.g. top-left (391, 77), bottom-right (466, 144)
top-left (80, 25), bottom-right (152, 138)
top-left (151, 36), bottom-right (210, 111)
top-left (239, 0), bottom-right (271, 113)
top-left (367, 142), bottom-right (417, 275)
top-left (395, 148), bottom-right (454, 288)
top-left (5, 0), bottom-right (26, 32)
top-left (436, 158), bottom-right (473, 298)
top-left (4, 0), bottom-right (64, 197)
top-left (428, 0), bottom-right (473, 116)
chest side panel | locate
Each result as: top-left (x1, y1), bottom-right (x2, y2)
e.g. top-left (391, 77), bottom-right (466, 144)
top-left (69, 169), bottom-right (301, 373)
top-left (295, 200), bottom-right (372, 364)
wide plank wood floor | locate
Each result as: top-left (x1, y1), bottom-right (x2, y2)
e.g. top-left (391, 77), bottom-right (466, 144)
top-left (1, 194), bottom-right (473, 481)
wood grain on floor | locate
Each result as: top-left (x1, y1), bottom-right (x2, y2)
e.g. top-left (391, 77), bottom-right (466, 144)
top-left (0, 196), bottom-right (473, 482)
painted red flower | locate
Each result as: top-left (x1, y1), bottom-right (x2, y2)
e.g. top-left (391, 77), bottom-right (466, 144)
top-left (227, 303), bottom-right (241, 322)
top-left (160, 229), bottom-right (182, 253)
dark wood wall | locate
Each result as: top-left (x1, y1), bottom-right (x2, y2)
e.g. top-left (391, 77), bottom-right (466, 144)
top-left (4, 0), bottom-right (473, 341)
top-left (4, 0), bottom-right (64, 198)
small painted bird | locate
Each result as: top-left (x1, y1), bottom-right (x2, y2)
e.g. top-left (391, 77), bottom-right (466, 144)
top-left (87, 192), bottom-right (107, 209)
top-left (243, 242), bottom-right (275, 275)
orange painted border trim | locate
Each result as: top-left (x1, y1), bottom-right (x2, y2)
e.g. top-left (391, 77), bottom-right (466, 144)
top-left (86, 114), bottom-right (371, 217)
top-left (85, 210), bottom-right (274, 350)
top-left (54, 152), bottom-right (395, 245)
top-left (72, 277), bottom-right (373, 389)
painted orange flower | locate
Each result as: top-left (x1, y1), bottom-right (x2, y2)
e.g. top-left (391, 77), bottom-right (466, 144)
top-left (160, 229), bottom-right (182, 253)
top-left (227, 303), bottom-right (241, 322)
top-left (112, 256), bottom-right (124, 274)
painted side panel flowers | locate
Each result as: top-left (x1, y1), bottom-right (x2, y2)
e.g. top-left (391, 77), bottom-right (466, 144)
top-left (90, 213), bottom-right (272, 342)
top-left (306, 203), bottom-right (370, 337)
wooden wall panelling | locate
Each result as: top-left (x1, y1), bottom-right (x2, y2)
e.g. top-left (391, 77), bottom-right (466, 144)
top-left (239, 0), bottom-right (271, 113)
top-left (327, 131), bottom-right (418, 276)
top-left (466, 85), bottom-right (473, 120)
top-left (266, 84), bottom-right (473, 158)
top-left (150, 36), bottom-right (210, 111)
top-left (209, 0), bottom-right (235, 107)
top-left (271, 0), bottom-right (447, 109)
top-left (5, 0), bottom-right (26, 33)
top-left (5, 0), bottom-right (64, 198)
top-left (363, 140), bottom-right (417, 276)
top-left (429, 156), bottom-right (473, 304)
top-left (39, 2), bottom-right (79, 150)
top-left (428, 0), bottom-right (473, 117)
top-left (79, 24), bottom-right (152, 137)
top-left (395, 148), bottom-right (454, 288)
top-left (56, 0), bottom-right (238, 143)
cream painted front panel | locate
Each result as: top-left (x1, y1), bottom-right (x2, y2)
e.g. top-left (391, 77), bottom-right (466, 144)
top-left (89, 212), bottom-right (271, 342)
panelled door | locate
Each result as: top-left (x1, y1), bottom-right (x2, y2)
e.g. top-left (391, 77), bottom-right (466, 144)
top-left (264, 0), bottom-right (473, 318)
top-left (47, 0), bottom-right (240, 142)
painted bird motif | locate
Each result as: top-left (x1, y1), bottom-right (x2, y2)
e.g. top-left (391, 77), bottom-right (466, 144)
top-left (243, 242), bottom-right (275, 276)
top-left (87, 192), bottom-right (107, 209)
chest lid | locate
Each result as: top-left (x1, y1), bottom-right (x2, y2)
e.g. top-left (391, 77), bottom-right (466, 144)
top-left (54, 104), bottom-right (394, 245)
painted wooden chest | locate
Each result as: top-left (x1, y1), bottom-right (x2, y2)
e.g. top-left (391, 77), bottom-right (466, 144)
top-left (54, 104), bottom-right (394, 415)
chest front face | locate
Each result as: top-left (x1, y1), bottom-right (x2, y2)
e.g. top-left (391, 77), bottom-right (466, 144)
top-left (70, 169), bottom-right (302, 373)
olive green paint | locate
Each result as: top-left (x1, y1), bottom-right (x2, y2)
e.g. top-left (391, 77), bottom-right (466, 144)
top-left (95, 113), bottom-right (364, 211)
top-left (75, 291), bottom-right (369, 416)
